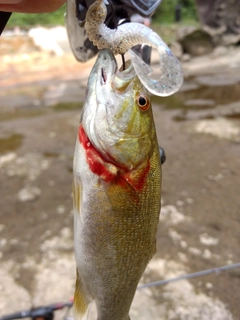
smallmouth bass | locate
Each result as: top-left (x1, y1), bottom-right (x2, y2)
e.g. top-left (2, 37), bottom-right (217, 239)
top-left (73, 49), bottom-right (161, 320)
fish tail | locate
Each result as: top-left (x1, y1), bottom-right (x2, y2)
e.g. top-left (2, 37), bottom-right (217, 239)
top-left (74, 270), bottom-right (93, 320)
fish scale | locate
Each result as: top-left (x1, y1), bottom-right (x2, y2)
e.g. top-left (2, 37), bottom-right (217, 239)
top-left (73, 49), bottom-right (161, 320)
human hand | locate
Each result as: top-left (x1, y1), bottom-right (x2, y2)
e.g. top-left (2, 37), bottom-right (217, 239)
top-left (0, 0), bottom-right (66, 13)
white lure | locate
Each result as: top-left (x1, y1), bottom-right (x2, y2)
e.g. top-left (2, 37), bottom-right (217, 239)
top-left (85, 0), bottom-right (183, 96)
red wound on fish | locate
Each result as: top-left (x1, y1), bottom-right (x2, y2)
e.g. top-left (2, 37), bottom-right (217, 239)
top-left (79, 125), bottom-right (150, 191)
top-left (121, 161), bottom-right (150, 192)
top-left (79, 125), bottom-right (117, 182)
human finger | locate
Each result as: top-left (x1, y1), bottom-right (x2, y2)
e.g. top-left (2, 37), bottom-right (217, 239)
top-left (0, 0), bottom-right (66, 13)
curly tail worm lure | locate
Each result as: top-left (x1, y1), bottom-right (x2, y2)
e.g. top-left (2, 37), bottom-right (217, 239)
top-left (85, 0), bottom-right (183, 96)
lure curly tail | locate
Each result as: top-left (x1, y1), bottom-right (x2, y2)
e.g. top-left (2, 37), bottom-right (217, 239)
top-left (85, 0), bottom-right (183, 96)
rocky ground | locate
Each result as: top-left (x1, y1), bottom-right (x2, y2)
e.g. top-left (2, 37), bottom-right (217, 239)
top-left (0, 28), bottom-right (240, 320)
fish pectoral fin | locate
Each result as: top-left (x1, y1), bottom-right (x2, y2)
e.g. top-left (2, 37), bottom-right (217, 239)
top-left (74, 270), bottom-right (93, 320)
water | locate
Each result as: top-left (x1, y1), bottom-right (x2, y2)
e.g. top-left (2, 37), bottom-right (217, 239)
top-left (152, 78), bottom-right (240, 110)
top-left (0, 80), bottom-right (84, 122)
top-left (0, 133), bottom-right (23, 153)
top-left (151, 77), bottom-right (240, 121)
top-left (0, 76), bottom-right (240, 122)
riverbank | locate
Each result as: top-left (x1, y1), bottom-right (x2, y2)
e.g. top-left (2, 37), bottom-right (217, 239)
top-left (0, 29), bottom-right (239, 320)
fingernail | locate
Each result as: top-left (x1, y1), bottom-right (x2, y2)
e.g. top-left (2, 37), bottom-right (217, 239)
top-left (0, 0), bottom-right (22, 3)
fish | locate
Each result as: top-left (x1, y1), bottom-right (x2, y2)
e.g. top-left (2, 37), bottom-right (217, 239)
top-left (73, 48), bottom-right (162, 320)
top-left (85, 0), bottom-right (183, 97)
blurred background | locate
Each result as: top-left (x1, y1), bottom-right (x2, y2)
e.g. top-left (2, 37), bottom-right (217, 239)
top-left (0, 0), bottom-right (240, 319)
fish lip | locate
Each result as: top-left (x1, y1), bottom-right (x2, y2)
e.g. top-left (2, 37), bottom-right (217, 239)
top-left (112, 61), bottom-right (136, 92)
top-left (95, 49), bottom-right (117, 86)
top-left (101, 67), bottom-right (107, 84)
top-left (96, 49), bottom-right (135, 89)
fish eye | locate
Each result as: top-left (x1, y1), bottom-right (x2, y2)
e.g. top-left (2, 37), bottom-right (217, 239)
top-left (137, 94), bottom-right (150, 111)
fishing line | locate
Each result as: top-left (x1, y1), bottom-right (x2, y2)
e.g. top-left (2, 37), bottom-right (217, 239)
top-left (1, 263), bottom-right (239, 320)
top-left (121, 54), bottom-right (126, 70)
top-left (137, 262), bottom-right (240, 289)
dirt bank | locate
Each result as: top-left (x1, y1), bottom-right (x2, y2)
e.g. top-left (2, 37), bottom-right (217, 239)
top-left (0, 33), bottom-right (240, 319)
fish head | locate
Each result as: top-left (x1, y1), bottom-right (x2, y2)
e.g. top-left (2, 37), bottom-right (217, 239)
top-left (81, 49), bottom-right (156, 171)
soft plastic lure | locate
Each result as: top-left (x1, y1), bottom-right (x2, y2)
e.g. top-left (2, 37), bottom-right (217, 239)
top-left (85, 0), bottom-right (183, 96)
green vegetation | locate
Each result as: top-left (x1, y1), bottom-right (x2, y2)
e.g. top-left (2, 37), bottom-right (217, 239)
top-left (153, 0), bottom-right (198, 24)
top-left (7, 4), bottom-right (66, 27)
top-left (7, 0), bottom-right (197, 28)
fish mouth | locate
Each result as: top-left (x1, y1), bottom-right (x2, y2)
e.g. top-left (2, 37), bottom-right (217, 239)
top-left (101, 67), bottom-right (107, 84)
top-left (96, 49), bottom-right (135, 89)
top-left (94, 49), bottom-right (117, 86)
